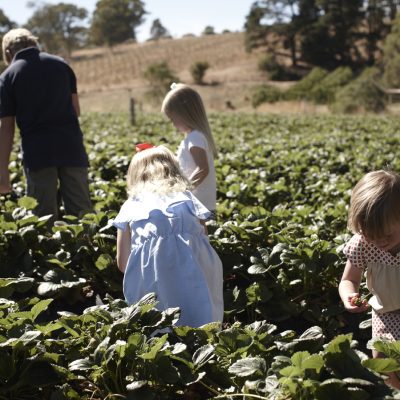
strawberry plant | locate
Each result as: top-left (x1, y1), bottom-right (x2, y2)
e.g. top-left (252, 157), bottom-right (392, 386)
top-left (1, 112), bottom-right (400, 397)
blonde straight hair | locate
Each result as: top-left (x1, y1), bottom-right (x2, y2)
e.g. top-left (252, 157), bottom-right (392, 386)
top-left (127, 145), bottom-right (190, 198)
top-left (348, 169), bottom-right (400, 240)
top-left (161, 83), bottom-right (217, 158)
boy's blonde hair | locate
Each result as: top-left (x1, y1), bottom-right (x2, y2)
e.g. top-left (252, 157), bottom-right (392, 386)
top-left (348, 170), bottom-right (400, 240)
top-left (127, 145), bottom-right (190, 198)
top-left (2, 28), bottom-right (39, 65)
top-left (161, 83), bottom-right (217, 158)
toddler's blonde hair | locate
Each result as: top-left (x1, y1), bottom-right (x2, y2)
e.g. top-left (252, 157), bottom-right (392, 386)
top-left (161, 83), bottom-right (217, 158)
top-left (2, 28), bottom-right (39, 65)
top-left (127, 145), bottom-right (190, 198)
top-left (348, 169), bottom-right (400, 240)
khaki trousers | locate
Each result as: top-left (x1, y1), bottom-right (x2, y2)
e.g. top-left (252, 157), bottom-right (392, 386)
top-left (25, 166), bottom-right (92, 219)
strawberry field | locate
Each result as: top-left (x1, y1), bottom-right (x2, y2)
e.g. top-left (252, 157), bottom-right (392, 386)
top-left (2, 112), bottom-right (400, 399)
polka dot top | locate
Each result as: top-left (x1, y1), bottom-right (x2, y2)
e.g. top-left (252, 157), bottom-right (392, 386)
top-left (343, 233), bottom-right (400, 269)
top-left (343, 233), bottom-right (400, 313)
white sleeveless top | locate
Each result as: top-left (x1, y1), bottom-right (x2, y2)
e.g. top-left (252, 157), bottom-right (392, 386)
top-left (177, 130), bottom-right (216, 211)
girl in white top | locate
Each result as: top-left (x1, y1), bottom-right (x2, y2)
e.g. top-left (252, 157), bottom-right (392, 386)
top-left (162, 83), bottom-right (217, 213)
top-left (112, 145), bottom-right (223, 327)
top-left (339, 169), bottom-right (400, 389)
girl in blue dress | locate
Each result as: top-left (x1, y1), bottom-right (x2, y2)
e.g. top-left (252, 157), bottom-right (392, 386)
top-left (113, 144), bottom-right (223, 327)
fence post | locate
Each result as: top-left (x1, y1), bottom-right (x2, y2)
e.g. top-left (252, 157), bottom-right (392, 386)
top-left (130, 96), bottom-right (136, 125)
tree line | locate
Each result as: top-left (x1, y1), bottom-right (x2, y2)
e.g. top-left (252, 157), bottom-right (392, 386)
top-left (244, 0), bottom-right (400, 70)
top-left (2, 0), bottom-right (399, 79)
top-left (0, 0), bottom-right (225, 59)
top-left (0, 0), bottom-right (170, 57)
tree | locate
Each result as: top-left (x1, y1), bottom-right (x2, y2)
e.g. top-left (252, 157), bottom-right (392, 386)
top-left (382, 14), bottom-right (400, 87)
top-left (149, 18), bottom-right (170, 40)
top-left (245, 0), bottom-right (371, 69)
top-left (0, 9), bottom-right (15, 71)
top-left (361, 0), bottom-right (400, 65)
top-left (244, 2), bottom-right (269, 52)
top-left (0, 9), bottom-right (15, 36)
top-left (90, 0), bottom-right (146, 47)
top-left (245, 0), bottom-right (311, 67)
top-left (202, 26), bottom-right (215, 35)
top-left (300, 0), bottom-right (364, 69)
top-left (25, 2), bottom-right (88, 56)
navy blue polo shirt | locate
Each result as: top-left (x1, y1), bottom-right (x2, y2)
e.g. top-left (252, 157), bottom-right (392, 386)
top-left (0, 47), bottom-right (89, 170)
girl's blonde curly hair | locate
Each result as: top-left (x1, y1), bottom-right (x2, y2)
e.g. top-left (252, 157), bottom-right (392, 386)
top-left (127, 145), bottom-right (191, 198)
top-left (348, 169), bottom-right (400, 240)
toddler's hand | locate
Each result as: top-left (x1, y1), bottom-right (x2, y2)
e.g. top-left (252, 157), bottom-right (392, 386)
top-left (344, 293), bottom-right (369, 313)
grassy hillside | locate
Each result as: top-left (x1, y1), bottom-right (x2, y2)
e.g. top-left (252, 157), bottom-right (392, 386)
top-left (71, 32), bottom-right (271, 113)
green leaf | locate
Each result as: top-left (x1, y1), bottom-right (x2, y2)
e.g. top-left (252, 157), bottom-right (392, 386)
top-left (31, 299), bottom-right (53, 321)
top-left (301, 354), bottom-right (324, 373)
top-left (228, 357), bottom-right (266, 377)
top-left (193, 344), bottom-right (215, 367)
top-left (37, 279), bottom-right (86, 298)
top-left (0, 277), bottom-right (35, 298)
top-left (247, 263), bottom-right (268, 274)
top-left (291, 351), bottom-right (324, 373)
top-left (325, 334), bottom-right (352, 354)
top-left (18, 216), bottom-right (38, 227)
top-left (342, 377), bottom-right (376, 388)
top-left (69, 359), bottom-right (94, 371)
top-left (18, 196), bottom-right (38, 210)
top-left (172, 342), bottom-right (187, 355)
top-left (372, 340), bottom-right (400, 360)
top-left (362, 358), bottom-right (400, 373)
top-left (35, 321), bottom-right (63, 335)
top-left (140, 334), bottom-right (168, 360)
top-left (127, 380), bottom-right (148, 391)
top-left (96, 254), bottom-right (114, 270)
top-left (279, 365), bottom-right (303, 377)
top-left (246, 282), bottom-right (273, 303)
top-left (315, 378), bottom-right (346, 400)
top-left (19, 330), bottom-right (42, 342)
top-left (291, 351), bottom-right (311, 366)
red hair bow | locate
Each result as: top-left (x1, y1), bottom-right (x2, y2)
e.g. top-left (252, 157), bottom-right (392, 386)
top-left (135, 143), bottom-right (155, 152)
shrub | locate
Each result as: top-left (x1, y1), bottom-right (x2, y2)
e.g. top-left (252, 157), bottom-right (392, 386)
top-left (285, 67), bottom-right (328, 101)
top-left (258, 54), bottom-right (299, 81)
top-left (258, 55), bottom-right (282, 79)
top-left (332, 68), bottom-right (385, 113)
top-left (310, 67), bottom-right (354, 104)
top-left (190, 61), bottom-right (210, 85)
top-left (143, 61), bottom-right (178, 101)
top-left (383, 54), bottom-right (400, 88)
top-left (251, 84), bottom-right (282, 108)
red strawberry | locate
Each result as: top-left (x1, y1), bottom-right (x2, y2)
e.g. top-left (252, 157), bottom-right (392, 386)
top-left (350, 295), bottom-right (367, 307)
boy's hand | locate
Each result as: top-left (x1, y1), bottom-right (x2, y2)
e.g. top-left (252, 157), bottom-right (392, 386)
top-left (344, 293), bottom-right (369, 313)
